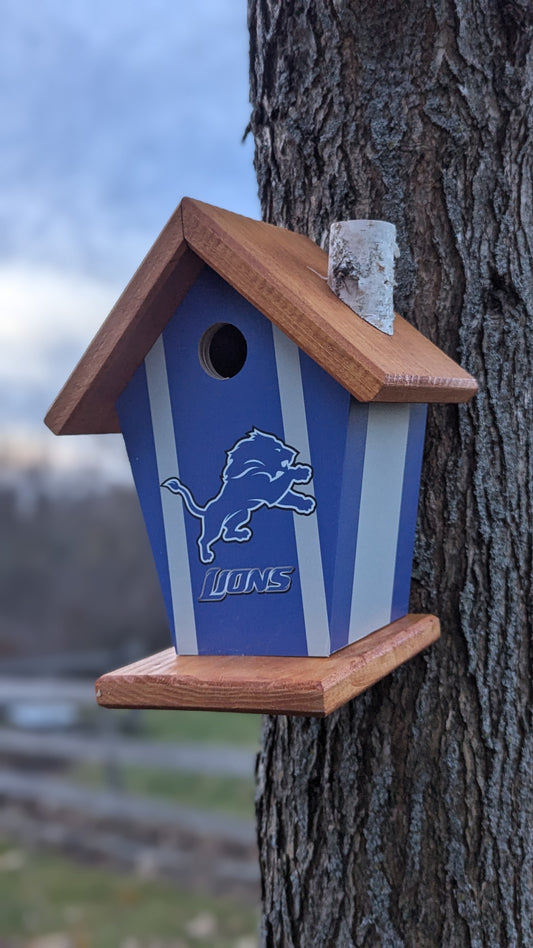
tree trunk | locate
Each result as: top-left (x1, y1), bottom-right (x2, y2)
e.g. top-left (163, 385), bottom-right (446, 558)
top-left (248, 2), bottom-right (532, 945)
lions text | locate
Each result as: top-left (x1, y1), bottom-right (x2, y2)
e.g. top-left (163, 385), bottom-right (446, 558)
top-left (199, 566), bottom-right (295, 602)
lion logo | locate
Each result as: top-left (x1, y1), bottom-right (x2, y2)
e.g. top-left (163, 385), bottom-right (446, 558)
top-left (161, 428), bottom-right (316, 564)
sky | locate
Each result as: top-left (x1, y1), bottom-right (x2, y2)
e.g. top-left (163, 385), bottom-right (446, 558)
top-left (0, 0), bottom-right (259, 480)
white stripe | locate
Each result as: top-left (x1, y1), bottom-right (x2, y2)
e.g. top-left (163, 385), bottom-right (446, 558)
top-left (349, 403), bottom-right (410, 643)
top-left (272, 327), bottom-right (330, 656)
top-left (145, 337), bottom-right (198, 654)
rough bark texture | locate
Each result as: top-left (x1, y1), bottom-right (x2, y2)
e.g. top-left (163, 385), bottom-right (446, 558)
top-left (248, 2), bottom-right (533, 945)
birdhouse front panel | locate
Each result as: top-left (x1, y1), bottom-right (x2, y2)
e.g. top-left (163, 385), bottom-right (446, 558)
top-left (116, 266), bottom-right (426, 657)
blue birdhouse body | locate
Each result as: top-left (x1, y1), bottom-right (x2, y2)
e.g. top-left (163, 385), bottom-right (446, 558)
top-left (117, 266), bottom-right (426, 657)
top-left (46, 199), bottom-right (477, 663)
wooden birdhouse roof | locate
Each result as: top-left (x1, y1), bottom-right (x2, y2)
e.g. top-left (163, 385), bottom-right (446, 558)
top-left (46, 197), bottom-right (477, 435)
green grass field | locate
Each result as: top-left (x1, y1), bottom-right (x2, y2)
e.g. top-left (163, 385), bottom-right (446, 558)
top-left (71, 762), bottom-right (256, 818)
top-left (2, 711), bottom-right (262, 945)
top-left (90, 708), bottom-right (262, 748)
top-left (0, 842), bottom-right (259, 948)
top-left (73, 709), bottom-right (260, 817)
top-left (139, 710), bottom-right (262, 747)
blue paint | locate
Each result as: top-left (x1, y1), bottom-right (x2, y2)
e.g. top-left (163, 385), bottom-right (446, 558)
top-left (329, 400), bottom-right (369, 651)
top-left (390, 404), bottom-right (427, 621)
top-left (116, 266), bottom-right (428, 657)
top-left (299, 349), bottom-right (351, 624)
top-left (161, 268), bottom-right (308, 655)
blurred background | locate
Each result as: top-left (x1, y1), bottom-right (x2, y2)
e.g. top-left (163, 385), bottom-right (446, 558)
top-left (1, 1), bottom-right (261, 945)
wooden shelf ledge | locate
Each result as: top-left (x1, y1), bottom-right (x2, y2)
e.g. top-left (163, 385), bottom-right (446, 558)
top-left (95, 614), bottom-right (439, 717)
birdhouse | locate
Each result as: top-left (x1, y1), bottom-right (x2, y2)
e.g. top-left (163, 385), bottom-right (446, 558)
top-left (46, 198), bottom-right (477, 714)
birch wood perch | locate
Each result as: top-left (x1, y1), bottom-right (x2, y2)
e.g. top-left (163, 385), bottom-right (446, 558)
top-left (327, 219), bottom-right (398, 335)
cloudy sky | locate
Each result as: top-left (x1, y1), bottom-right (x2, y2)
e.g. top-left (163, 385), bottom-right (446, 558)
top-left (1, 0), bottom-right (258, 475)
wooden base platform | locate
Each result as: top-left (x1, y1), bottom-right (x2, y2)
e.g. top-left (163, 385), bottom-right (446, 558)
top-left (95, 614), bottom-right (439, 717)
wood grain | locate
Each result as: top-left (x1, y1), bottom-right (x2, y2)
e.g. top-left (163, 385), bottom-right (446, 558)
top-left (95, 613), bottom-right (440, 717)
top-left (45, 198), bottom-right (477, 436)
top-left (182, 198), bottom-right (478, 405)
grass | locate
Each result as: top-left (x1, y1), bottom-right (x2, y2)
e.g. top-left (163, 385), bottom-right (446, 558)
top-left (0, 841), bottom-right (259, 948)
top-left (138, 710), bottom-right (262, 748)
top-left (89, 708), bottom-right (262, 749)
top-left (71, 763), bottom-right (255, 818)
top-left (2, 699), bottom-right (262, 944)
top-left (75, 710), bottom-right (261, 818)
top-left (74, 710), bottom-right (259, 817)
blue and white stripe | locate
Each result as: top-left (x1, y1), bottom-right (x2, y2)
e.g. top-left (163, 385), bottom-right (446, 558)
top-left (272, 327), bottom-right (330, 656)
top-left (145, 338), bottom-right (197, 654)
top-left (348, 403), bottom-right (411, 643)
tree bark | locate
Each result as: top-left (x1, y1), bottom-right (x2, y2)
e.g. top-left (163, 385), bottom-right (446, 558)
top-left (249, 2), bottom-right (533, 945)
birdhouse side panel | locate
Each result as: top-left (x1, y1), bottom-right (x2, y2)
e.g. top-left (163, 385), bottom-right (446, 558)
top-left (298, 350), bottom-right (368, 646)
top-left (326, 399), bottom-right (370, 653)
top-left (345, 402), bottom-right (428, 647)
top-left (390, 402), bottom-right (427, 620)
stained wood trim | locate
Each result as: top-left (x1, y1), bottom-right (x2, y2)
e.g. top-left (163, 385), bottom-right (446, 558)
top-left (95, 613), bottom-right (440, 717)
top-left (45, 197), bottom-right (477, 436)
top-left (181, 198), bottom-right (478, 405)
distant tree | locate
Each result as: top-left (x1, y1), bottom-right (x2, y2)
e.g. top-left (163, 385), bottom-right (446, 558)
top-left (249, 1), bottom-right (532, 944)
top-left (0, 484), bottom-right (168, 666)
